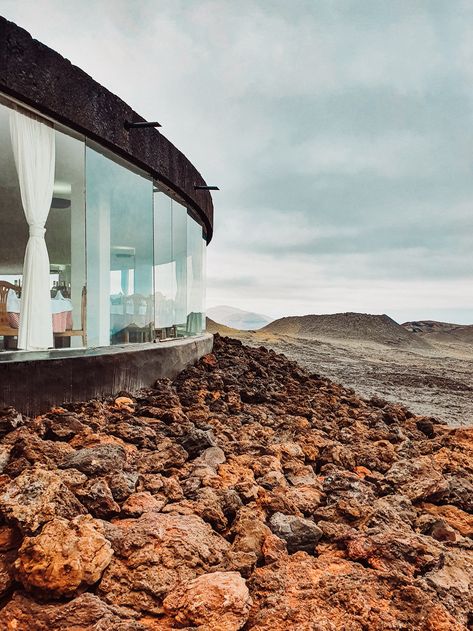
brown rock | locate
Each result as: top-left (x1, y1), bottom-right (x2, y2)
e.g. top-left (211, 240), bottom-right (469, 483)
top-left (385, 456), bottom-right (448, 502)
top-left (344, 527), bottom-right (444, 577)
top-left (114, 396), bottom-right (135, 412)
top-left (14, 515), bottom-right (113, 597)
top-left (121, 491), bottom-right (166, 517)
top-left (421, 503), bottom-right (473, 537)
top-left (247, 552), bottom-right (465, 630)
top-left (2, 428), bottom-right (75, 476)
top-left (0, 466), bottom-right (86, 533)
top-left (269, 512), bottom-right (323, 553)
top-left (0, 591), bottom-right (145, 630)
top-left (75, 477), bottom-right (120, 518)
top-left (0, 525), bottom-right (21, 551)
top-left (0, 550), bottom-right (16, 598)
top-left (98, 512), bottom-right (230, 613)
top-left (0, 407), bottom-right (24, 438)
top-left (60, 443), bottom-right (126, 476)
top-left (137, 438), bottom-right (187, 473)
top-left (163, 571), bottom-right (251, 630)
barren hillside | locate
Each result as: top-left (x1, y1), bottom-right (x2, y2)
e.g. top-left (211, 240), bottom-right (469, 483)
top-left (263, 312), bottom-right (429, 349)
top-left (403, 320), bottom-right (473, 345)
top-left (206, 317), bottom-right (240, 336)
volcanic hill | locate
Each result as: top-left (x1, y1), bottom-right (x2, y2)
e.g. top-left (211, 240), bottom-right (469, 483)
top-left (0, 335), bottom-right (471, 630)
top-left (403, 320), bottom-right (473, 345)
top-left (262, 312), bottom-right (430, 348)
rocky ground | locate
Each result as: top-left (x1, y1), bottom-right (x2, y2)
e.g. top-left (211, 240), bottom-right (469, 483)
top-left (0, 334), bottom-right (472, 630)
top-left (228, 330), bottom-right (473, 427)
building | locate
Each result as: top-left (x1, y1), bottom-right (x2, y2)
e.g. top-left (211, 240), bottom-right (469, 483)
top-left (0, 17), bottom-right (214, 414)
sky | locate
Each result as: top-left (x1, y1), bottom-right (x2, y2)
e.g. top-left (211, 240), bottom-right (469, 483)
top-left (1, 0), bottom-right (472, 324)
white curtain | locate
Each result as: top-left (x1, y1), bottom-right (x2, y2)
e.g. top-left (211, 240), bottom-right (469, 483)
top-left (10, 109), bottom-right (55, 350)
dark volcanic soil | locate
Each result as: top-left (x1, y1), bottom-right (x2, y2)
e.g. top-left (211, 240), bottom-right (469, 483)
top-left (0, 335), bottom-right (472, 630)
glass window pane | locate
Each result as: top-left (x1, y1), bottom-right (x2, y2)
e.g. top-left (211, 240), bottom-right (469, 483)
top-left (172, 200), bottom-right (187, 336)
top-left (86, 145), bottom-right (154, 346)
top-left (186, 215), bottom-right (205, 336)
top-left (153, 190), bottom-right (176, 338)
top-left (47, 129), bottom-right (86, 347)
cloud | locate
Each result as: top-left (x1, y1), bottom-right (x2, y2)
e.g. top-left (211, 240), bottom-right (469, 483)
top-left (1, 0), bottom-right (472, 323)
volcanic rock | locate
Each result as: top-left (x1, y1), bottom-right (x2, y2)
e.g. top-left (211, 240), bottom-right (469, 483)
top-left (14, 515), bottom-right (113, 597)
top-left (0, 592), bottom-right (145, 630)
top-left (269, 512), bottom-right (323, 553)
top-left (0, 334), bottom-right (471, 629)
top-left (247, 551), bottom-right (465, 630)
top-left (97, 511), bottom-right (231, 613)
top-left (60, 443), bottom-right (126, 476)
top-left (163, 571), bottom-right (252, 630)
top-left (0, 467), bottom-right (86, 533)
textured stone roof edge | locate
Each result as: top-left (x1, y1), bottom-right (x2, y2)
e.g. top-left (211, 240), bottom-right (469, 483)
top-left (0, 16), bottom-right (214, 242)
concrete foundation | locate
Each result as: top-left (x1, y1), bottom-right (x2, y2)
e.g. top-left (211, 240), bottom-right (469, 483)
top-left (0, 333), bottom-right (213, 416)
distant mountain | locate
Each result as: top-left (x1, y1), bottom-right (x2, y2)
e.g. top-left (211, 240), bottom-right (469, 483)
top-left (206, 317), bottom-right (240, 336)
top-left (262, 312), bottom-right (429, 348)
top-left (402, 320), bottom-right (473, 344)
top-left (207, 305), bottom-right (272, 331)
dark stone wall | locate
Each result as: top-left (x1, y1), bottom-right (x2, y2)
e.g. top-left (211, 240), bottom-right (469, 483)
top-left (0, 334), bottom-right (214, 415)
top-left (0, 16), bottom-right (214, 242)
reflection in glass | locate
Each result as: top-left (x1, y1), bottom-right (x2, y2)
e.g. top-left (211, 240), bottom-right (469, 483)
top-left (172, 200), bottom-right (188, 336)
top-left (47, 128), bottom-right (86, 347)
top-left (86, 145), bottom-right (154, 346)
top-left (153, 191), bottom-right (176, 338)
top-left (186, 215), bottom-right (205, 335)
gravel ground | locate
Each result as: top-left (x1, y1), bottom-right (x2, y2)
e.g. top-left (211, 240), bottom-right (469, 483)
top-left (230, 331), bottom-right (473, 427)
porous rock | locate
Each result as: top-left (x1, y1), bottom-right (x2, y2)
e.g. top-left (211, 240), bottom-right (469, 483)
top-left (0, 335), bottom-right (471, 628)
top-left (60, 443), bottom-right (126, 476)
top-left (14, 515), bottom-right (113, 597)
top-left (0, 466), bottom-right (86, 533)
top-left (269, 512), bottom-right (323, 553)
top-left (163, 571), bottom-right (252, 630)
top-left (0, 591), bottom-right (145, 630)
top-left (98, 511), bottom-right (230, 613)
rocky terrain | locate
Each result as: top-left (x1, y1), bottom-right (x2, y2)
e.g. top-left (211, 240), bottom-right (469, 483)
top-left (218, 313), bottom-right (473, 427)
top-left (0, 334), bottom-right (472, 630)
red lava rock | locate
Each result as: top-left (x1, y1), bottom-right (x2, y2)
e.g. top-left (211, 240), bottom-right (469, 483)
top-left (0, 550), bottom-right (15, 599)
top-left (163, 571), bottom-right (252, 630)
top-left (14, 515), bottom-right (113, 597)
top-left (247, 552), bottom-right (466, 631)
top-left (421, 503), bottom-right (473, 537)
top-left (0, 592), bottom-right (145, 630)
top-left (114, 396), bottom-right (135, 412)
top-left (0, 466), bottom-right (86, 534)
top-left (98, 512), bottom-right (231, 613)
top-left (75, 477), bottom-right (120, 518)
top-left (121, 491), bottom-right (166, 517)
top-left (0, 335), bottom-right (471, 628)
top-left (201, 353), bottom-right (218, 369)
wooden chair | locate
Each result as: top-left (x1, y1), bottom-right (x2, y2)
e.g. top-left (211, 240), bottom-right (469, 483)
top-left (0, 281), bottom-right (20, 339)
top-left (54, 286), bottom-right (87, 347)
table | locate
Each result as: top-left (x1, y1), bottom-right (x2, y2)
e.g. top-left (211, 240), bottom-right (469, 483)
top-left (6, 290), bottom-right (73, 333)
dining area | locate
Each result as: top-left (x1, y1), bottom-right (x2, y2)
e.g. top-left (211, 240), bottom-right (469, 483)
top-left (0, 279), bottom-right (85, 350)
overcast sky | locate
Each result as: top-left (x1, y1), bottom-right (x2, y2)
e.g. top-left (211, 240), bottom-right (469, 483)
top-left (2, 0), bottom-right (472, 323)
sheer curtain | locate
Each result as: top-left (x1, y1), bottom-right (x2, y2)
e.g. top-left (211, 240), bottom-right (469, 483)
top-left (10, 109), bottom-right (55, 350)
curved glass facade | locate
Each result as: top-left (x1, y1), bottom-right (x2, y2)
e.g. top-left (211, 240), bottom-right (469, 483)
top-left (0, 95), bottom-right (207, 352)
